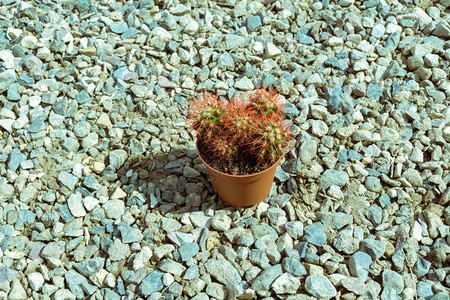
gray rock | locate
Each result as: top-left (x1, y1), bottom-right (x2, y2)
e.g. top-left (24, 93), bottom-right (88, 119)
top-left (204, 259), bottom-right (242, 296)
top-left (41, 241), bottom-right (64, 258)
top-left (210, 214), bottom-right (231, 231)
top-left (326, 87), bottom-right (354, 114)
top-left (234, 76), bottom-right (254, 91)
top-left (320, 169), bottom-right (349, 189)
top-left (415, 256), bottom-right (431, 279)
top-left (251, 264), bottom-right (283, 291)
top-left (349, 251), bottom-right (372, 279)
top-left (65, 269), bottom-right (97, 297)
top-left (82, 133), bottom-right (98, 148)
top-left (304, 222), bottom-right (327, 246)
top-left (184, 265), bottom-right (200, 280)
top-left (316, 212), bottom-right (353, 230)
top-left (178, 242), bottom-right (199, 261)
top-left (366, 205), bottom-right (382, 226)
top-left (8, 149), bottom-right (26, 172)
top-left (0, 265), bottom-right (15, 282)
top-left (82, 175), bottom-right (100, 190)
top-left (282, 257), bottom-right (307, 276)
top-left (217, 53), bottom-right (234, 70)
top-left (58, 171), bottom-right (78, 190)
top-left (140, 270), bottom-right (164, 296)
top-left (299, 140), bottom-right (317, 163)
top-left (272, 273), bottom-right (300, 294)
top-left (284, 221), bottom-right (303, 239)
top-left (158, 259), bottom-right (186, 276)
top-left (110, 21), bottom-right (128, 34)
top-left (61, 138), bottom-right (80, 152)
top-left (365, 176), bottom-right (382, 192)
top-left (382, 270), bottom-right (404, 294)
top-left (0, 70), bottom-right (17, 93)
top-left (0, 184), bottom-right (14, 201)
top-left (118, 222), bottom-right (144, 243)
top-left (266, 207), bottom-right (287, 226)
top-left (361, 237), bottom-right (386, 260)
top-left (73, 257), bottom-right (105, 276)
top-left (333, 231), bottom-right (359, 254)
top-left (311, 120), bottom-right (328, 137)
top-left (7, 83), bottom-right (21, 101)
top-left (19, 185), bottom-right (38, 204)
top-left (206, 282), bottom-right (228, 299)
top-left (250, 249), bottom-right (271, 269)
top-left (246, 16), bottom-right (262, 31)
top-left (28, 119), bottom-right (45, 133)
top-left (305, 274), bottom-right (337, 299)
top-left (103, 200), bottom-right (125, 219)
top-left (367, 83), bottom-right (383, 100)
top-left (341, 276), bottom-right (366, 296)
top-left (107, 239), bottom-right (130, 261)
top-left (109, 149), bottom-right (128, 170)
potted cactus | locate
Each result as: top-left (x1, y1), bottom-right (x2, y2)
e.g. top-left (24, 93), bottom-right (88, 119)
top-left (185, 87), bottom-right (293, 207)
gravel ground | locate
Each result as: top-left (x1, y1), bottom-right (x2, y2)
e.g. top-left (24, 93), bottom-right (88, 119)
top-left (0, 0), bottom-right (449, 299)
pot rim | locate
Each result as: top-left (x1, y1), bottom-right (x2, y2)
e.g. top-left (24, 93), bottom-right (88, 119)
top-left (196, 140), bottom-right (283, 178)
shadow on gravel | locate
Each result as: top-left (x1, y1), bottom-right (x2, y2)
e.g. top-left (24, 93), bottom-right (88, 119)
top-left (113, 147), bottom-right (234, 216)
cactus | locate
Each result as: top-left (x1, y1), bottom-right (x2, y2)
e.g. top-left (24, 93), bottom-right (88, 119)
top-left (250, 114), bottom-right (292, 166)
top-left (186, 86), bottom-right (293, 169)
top-left (185, 92), bottom-right (226, 142)
top-left (247, 87), bottom-right (285, 116)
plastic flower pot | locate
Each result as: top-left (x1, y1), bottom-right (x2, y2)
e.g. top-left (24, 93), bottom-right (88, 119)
top-left (197, 143), bottom-right (281, 207)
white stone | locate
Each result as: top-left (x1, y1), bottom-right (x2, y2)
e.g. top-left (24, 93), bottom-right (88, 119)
top-left (305, 73), bottom-right (323, 87)
top-left (327, 37), bottom-right (344, 46)
top-left (234, 76), bottom-right (254, 91)
top-left (181, 77), bottom-right (195, 89)
top-left (411, 221), bottom-right (423, 241)
top-left (252, 41), bottom-right (264, 55)
top-left (7, 28), bottom-right (22, 39)
top-left (372, 23), bottom-right (386, 38)
top-left (1, 119), bottom-right (16, 133)
top-left (414, 7), bottom-right (433, 30)
top-left (163, 273), bottom-right (174, 286)
top-left (83, 196), bottom-right (99, 211)
top-left (21, 36), bottom-right (37, 48)
top-left (265, 42), bottom-right (281, 57)
top-left (328, 185), bottom-right (344, 199)
top-left (28, 272), bottom-right (45, 291)
top-left (353, 59), bottom-right (369, 71)
top-left (184, 20), bottom-right (199, 34)
top-left (152, 27), bottom-right (172, 40)
top-left (67, 193), bottom-right (86, 217)
top-left (9, 279), bottom-right (27, 300)
top-left (386, 23), bottom-right (402, 34)
top-left (272, 273), bottom-right (300, 294)
top-left (311, 120), bottom-right (328, 137)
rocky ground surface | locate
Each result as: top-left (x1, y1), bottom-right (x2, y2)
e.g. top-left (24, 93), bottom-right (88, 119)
top-left (0, 0), bottom-right (449, 299)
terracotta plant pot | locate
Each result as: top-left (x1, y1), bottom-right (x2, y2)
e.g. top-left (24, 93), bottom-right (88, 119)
top-left (197, 144), bottom-right (281, 207)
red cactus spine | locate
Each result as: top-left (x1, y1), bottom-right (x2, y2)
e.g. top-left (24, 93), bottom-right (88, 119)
top-left (185, 92), bottom-right (226, 143)
top-left (250, 114), bottom-right (292, 166)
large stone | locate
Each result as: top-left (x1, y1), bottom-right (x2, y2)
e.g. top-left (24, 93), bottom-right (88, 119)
top-left (0, 69), bottom-right (16, 93)
top-left (304, 222), bottom-right (327, 246)
top-left (272, 273), bottom-right (300, 294)
top-left (140, 270), bottom-right (164, 296)
top-left (251, 264), bottom-right (283, 291)
top-left (382, 270), bottom-right (404, 294)
top-left (320, 170), bottom-right (349, 189)
top-left (305, 274), bottom-right (337, 299)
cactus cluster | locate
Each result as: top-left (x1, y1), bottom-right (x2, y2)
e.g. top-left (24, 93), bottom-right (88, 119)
top-left (186, 87), bottom-right (293, 168)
